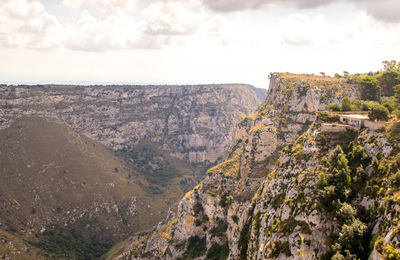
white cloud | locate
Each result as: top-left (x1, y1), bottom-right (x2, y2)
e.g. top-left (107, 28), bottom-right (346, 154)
top-left (207, 15), bottom-right (227, 37)
top-left (353, 11), bottom-right (400, 46)
top-left (130, 0), bottom-right (223, 49)
top-left (62, 1), bottom-right (210, 52)
top-left (0, 0), bottom-right (231, 52)
top-left (61, 0), bottom-right (223, 51)
top-left (141, 1), bottom-right (204, 36)
top-left (62, 0), bottom-right (137, 13)
top-left (64, 9), bottom-right (138, 52)
top-left (62, 0), bottom-right (82, 9)
top-left (279, 14), bottom-right (332, 46)
top-left (0, 0), bottom-right (61, 49)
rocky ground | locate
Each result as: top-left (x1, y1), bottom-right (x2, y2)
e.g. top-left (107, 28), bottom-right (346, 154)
top-left (0, 84), bottom-right (264, 165)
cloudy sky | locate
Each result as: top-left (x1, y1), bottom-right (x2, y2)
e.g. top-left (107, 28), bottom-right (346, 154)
top-left (0, 0), bottom-right (399, 88)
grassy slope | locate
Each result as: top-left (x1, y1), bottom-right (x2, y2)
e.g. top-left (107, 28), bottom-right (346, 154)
top-left (0, 229), bottom-right (43, 259)
top-left (0, 116), bottom-right (198, 258)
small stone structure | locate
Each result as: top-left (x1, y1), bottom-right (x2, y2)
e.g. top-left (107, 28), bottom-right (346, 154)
top-left (321, 112), bottom-right (389, 132)
top-left (338, 114), bottom-right (369, 129)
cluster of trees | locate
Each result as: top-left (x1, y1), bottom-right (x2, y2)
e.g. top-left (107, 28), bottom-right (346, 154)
top-left (30, 227), bottom-right (113, 259)
top-left (326, 60), bottom-right (400, 121)
top-left (349, 60), bottom-right (400, 101)
top-left (318, 61), bottom-right (400, 101)
top-left (318, 145), bottom-right (371, 259)
top-left (327, 96), bottom-right (391, 121)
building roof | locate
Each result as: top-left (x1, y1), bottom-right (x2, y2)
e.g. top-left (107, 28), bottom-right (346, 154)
top-left (340, 114), bottom-right (369, 120)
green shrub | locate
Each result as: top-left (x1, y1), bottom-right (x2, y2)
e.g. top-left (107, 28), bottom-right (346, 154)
top-left (210, 220), bottom-right (228, 237)
top-left (317, 172), bottom-right (328, 189)
top-left (193, 202), bottom-right (204, 215)
top-left (175, 240), bottom-right (186, 250)
top-left (317, 111), bottom-right (340, 123)
top-left (336, 202), bottom-right (357, 224)
top-left (390, 170), bottom-right (400, 187)
top-left (341, 97), bottom-right (352, 111)
top-left (238, 222), bottom-right (251, 260)
top-left (327, 103), bottom-right (341, 112)
top-left (358, 76), bottom-right (380, 101)
top-left (378, 70), bottom-right (400, 96)
top-left (318, 185), bottom-right (336, 208)
top-left (348, 145), bottom-right (370, 168)
top-left (232, 215), bottom-right (239, 224)
top-left (270, 241), bottom-right (292, 258)
top-left (330, 151), bottom-right (351, 201)
top-left (184, 236), bottom-right (206, 259)
top-left (206, 243), bottom-right (229, 260)
top-left (29, 227), bottom-right (112, 259)
top-left (368, 105), bottom-right (389, 121)
top-left (383, 102), bottom-right (394, 113)
top-left (253, 211), bottom-right (261, 237)
top-left (219, 191), bottom-right (233, 208)
top-left (337, 219), bottom-right (367, 253)
top-left (352, 166), bottom-right (366, 186)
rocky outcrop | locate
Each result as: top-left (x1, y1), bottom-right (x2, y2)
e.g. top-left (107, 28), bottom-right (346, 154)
top-left (244, 121), bottom-right (400, 259)
top-left (112, 73), bottom-right (369, 259)
top-left (0, 84), bottom-right (264, 165)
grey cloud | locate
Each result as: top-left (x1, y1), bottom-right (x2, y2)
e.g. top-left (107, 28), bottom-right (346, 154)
top-left (200, 0), bottom-right (400, 22)
top-left (200, 0), bottom-right (334, 13)
top-left (357, 0), bottom-right (400, 22)
top-left (200, 0), bottom-right (265, 12)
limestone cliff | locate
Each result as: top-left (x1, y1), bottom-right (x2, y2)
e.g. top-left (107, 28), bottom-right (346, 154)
top-left (0, 84), bottom-right (264, 165)
top-left (111, 73), bottom-right (373, 259)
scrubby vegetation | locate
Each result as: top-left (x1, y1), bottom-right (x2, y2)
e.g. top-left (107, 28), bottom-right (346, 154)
top-left (206, 152), bottom-right (241, 178)
top-left (326, 60), bottom-right (400, 122)
top-left (238, 221), bottom-right (251, 260)
top-left (29, 227), bottom-right (113, 259)
top-left (116, 141), bottom-right (195, 187)
top-left (206, 243), bottom-right (230, 260)
top-left (94, 61), bottom-right (400, 260)
top-left (317, 144), bottom-right (371, 259)
top-left (314, 122), bottom-right (400, 259)
top-left (183, 236), bottom-right (206, 259)
top-left (210, 219), bottom-right (228, 237)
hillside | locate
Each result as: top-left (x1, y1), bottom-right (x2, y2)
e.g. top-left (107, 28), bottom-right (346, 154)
top-left (0, 116), bottom-right (202, 258)
top-left (111, 73), bottom-right (368, 259)
top-left (0, 84), bottom-right (265, 166)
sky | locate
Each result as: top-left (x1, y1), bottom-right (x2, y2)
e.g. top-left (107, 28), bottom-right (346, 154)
top-left (0, 0), bottom-right (399, 88)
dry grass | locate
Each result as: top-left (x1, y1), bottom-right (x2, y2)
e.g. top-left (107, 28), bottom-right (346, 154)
top-left (0, 230), bottom-right (43, 259)
top-left (206, 152), bottom-right (241, 178)
top-left (278, 73), bottom-right (345, 86)
top-left (157, 218), bottom-right (178, 241)
top-left (277, 73), bottom-right (348, 93)
top-left (0, 116), bottom-right (199, 255)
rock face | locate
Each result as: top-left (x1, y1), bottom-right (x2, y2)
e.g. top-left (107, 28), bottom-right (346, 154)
top-left (0, 84), bottom-right (264, 165)
top-left (0, 84), bottom-right (265, 259)
top-left (114, 73), bottom-right (396, 260)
